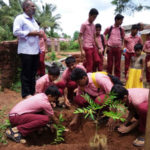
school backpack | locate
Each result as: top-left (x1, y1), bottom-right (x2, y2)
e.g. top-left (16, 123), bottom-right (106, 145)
top-left (107, 26), bottom-right (124, 41)
top-left (100, 34), bottom-right (105, 50)
top-left (91, 72), bottom-right (123, 88)
top-left (91, 71), bottom-right (107, 88)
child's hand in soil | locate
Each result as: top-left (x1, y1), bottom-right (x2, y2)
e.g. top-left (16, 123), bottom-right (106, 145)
top-left (118, 124), bottom-right (131, 133)
top-left (50, 124), bottom-right (56, 133)
top-left (51, 115), bottom-right (59, 124)
top-left (51, 102), bottom-right (56, 108)
top-left (106, 118), bottom-right (116, 131)
top-left (65, 98), bottom-right (71, 108)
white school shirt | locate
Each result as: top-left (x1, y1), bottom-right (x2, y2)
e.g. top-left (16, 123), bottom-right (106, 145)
top-left (13, 13), bottom-right (40, 55)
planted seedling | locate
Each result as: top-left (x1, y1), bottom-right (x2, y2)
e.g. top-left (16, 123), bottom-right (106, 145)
top-left (51, 114), bottom-right (66, 144)
top-left (74, 93), bottom-right (127, 150)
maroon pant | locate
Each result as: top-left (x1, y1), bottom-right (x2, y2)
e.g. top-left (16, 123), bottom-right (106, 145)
top-left (145, 55), bottom-right (150, 82)
top-left (83, 47), bottom-right (100, 72)
top-left (124, 52), bottom-right (134, 77)
top-left (107, 47), bottom-right (122, 78)
top-left (37, 52), bottom-right (45, 76)
top-left (137, 102), bottom-right (148, 133)
top-left (93, 53), bottom-right (103, 71)
top-left (55, 81), bottom-right (76, 100)
top-left (66, 81), bottom-right (77, 101)
top-left (55, 81), bottom-right (66, 96)
top-left (9, 113), bottom-right (49, 136)
top-left (74, 94), bottom-right (106, 107)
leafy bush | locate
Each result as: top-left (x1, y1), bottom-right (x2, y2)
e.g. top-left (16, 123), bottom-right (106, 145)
top-left (60, 42), bottom-right (69, 50)
top-left (69, 41), bottom-right (79, 50)
top-left (51, 51), bottom-right (56, 61)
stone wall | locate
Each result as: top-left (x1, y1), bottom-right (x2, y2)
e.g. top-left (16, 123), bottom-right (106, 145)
top-left (0, 40), bottom-right (19, 90)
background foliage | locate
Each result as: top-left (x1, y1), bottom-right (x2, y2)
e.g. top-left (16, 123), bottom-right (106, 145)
top-left (0, 0), bottom-right (61, 41)
top-left (111, 0), bottom-right (150, 14)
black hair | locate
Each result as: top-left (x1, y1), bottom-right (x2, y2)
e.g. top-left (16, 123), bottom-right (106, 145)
top-left (134, 43), bottom-right (143, 51)
top-left (110, 84), bottom-right (128, 101)
top-left (48, 64), bottom-right (60, 76)
top-left (45, 85), bottom-right (61, 98)
top-left (115, 14), bottom-right (124, 20)
top-left (71, 68), bottom-right (87, 81)
top-left (131, 24), bottom-right (139, 30)
top-left (89, 8), bottom-right (99, 16)
top-left (95, 23), bottom-right (101, 29)
top-left (108, 74), bottom-right (123, 86)
top-left (65, 56), bottom-right (76, 66)
top-left (137, 23), bottom-right (144, 31)
top-left (137, 23), bottom-right (141, 30)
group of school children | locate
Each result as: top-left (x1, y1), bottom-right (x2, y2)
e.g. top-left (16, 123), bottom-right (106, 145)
top-left (6, 8), bottom-right (150, 148)
top-left (78, 8), bottom-right (150, 147)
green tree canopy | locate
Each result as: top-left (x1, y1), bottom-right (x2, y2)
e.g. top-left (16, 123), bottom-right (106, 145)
top-left (36, 3), bottom-right (61, 37)
top-left (111, 0), bottom-right (150, 14)
top-left (62, 33), bottom-right (71, 39)
top-left (0, 0), bottom-right (22, 41)
top-left (0, 0), bottom-right (61, 41)
top-left (73, 31), bottom-right (79, 41)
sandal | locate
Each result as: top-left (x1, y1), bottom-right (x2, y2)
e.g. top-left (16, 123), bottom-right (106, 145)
top-left (6, 127), bottom-right (22, 143)
top-left (133, 137), bottom-right (145, 147)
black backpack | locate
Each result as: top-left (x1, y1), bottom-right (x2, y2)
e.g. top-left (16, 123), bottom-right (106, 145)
top-left (107, 26), bottom-right (124, 41)
top-left (100, 34), bottom-right (105, 50)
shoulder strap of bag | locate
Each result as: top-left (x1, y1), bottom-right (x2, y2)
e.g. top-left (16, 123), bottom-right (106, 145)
top-left (91, 72), bottom-right (107, 88)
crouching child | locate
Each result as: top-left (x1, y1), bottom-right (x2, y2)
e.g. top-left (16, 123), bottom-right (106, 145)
top-left (69, 68), bottom-right (123, 129)
top-left (6, 85), bottom-right (60, 143)
top-left (110, 84), bottom-right (148, 147)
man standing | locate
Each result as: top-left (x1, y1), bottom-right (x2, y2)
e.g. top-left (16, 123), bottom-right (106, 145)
top-left (13, 0), bottom-right (42, 98)
top-left (104, 14), bottom-right (125, 79)
top-left (78, 8), bottom-right (99, 72)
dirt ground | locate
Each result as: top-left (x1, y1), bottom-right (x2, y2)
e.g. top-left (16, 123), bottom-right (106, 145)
top-left (0, 52), bottom-right (147, 150)
top-left (0, 89), bottom-right (144, 150)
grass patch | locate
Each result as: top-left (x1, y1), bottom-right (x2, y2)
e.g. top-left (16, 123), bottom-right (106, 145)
top-left (11, 80), bottom-right (21, 93)
top-left (0, 107), bottom-right (11, 144)
top-left (60, 54), bottom-right (68, 57)
top-left (62, 49), bottom-right (79, 52)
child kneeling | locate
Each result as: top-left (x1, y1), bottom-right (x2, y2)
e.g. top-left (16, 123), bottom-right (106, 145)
top-left (111, 84), bottom-right (148, 147)
top-left (6, 85), bottom-right (60, 143)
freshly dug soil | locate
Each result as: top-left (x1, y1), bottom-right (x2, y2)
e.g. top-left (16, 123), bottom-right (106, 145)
top-left (0, 89), bottom-right (144, 150)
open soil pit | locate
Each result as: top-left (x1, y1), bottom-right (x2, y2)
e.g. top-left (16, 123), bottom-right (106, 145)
top-left (0, 104), bottom-right (144, 150)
